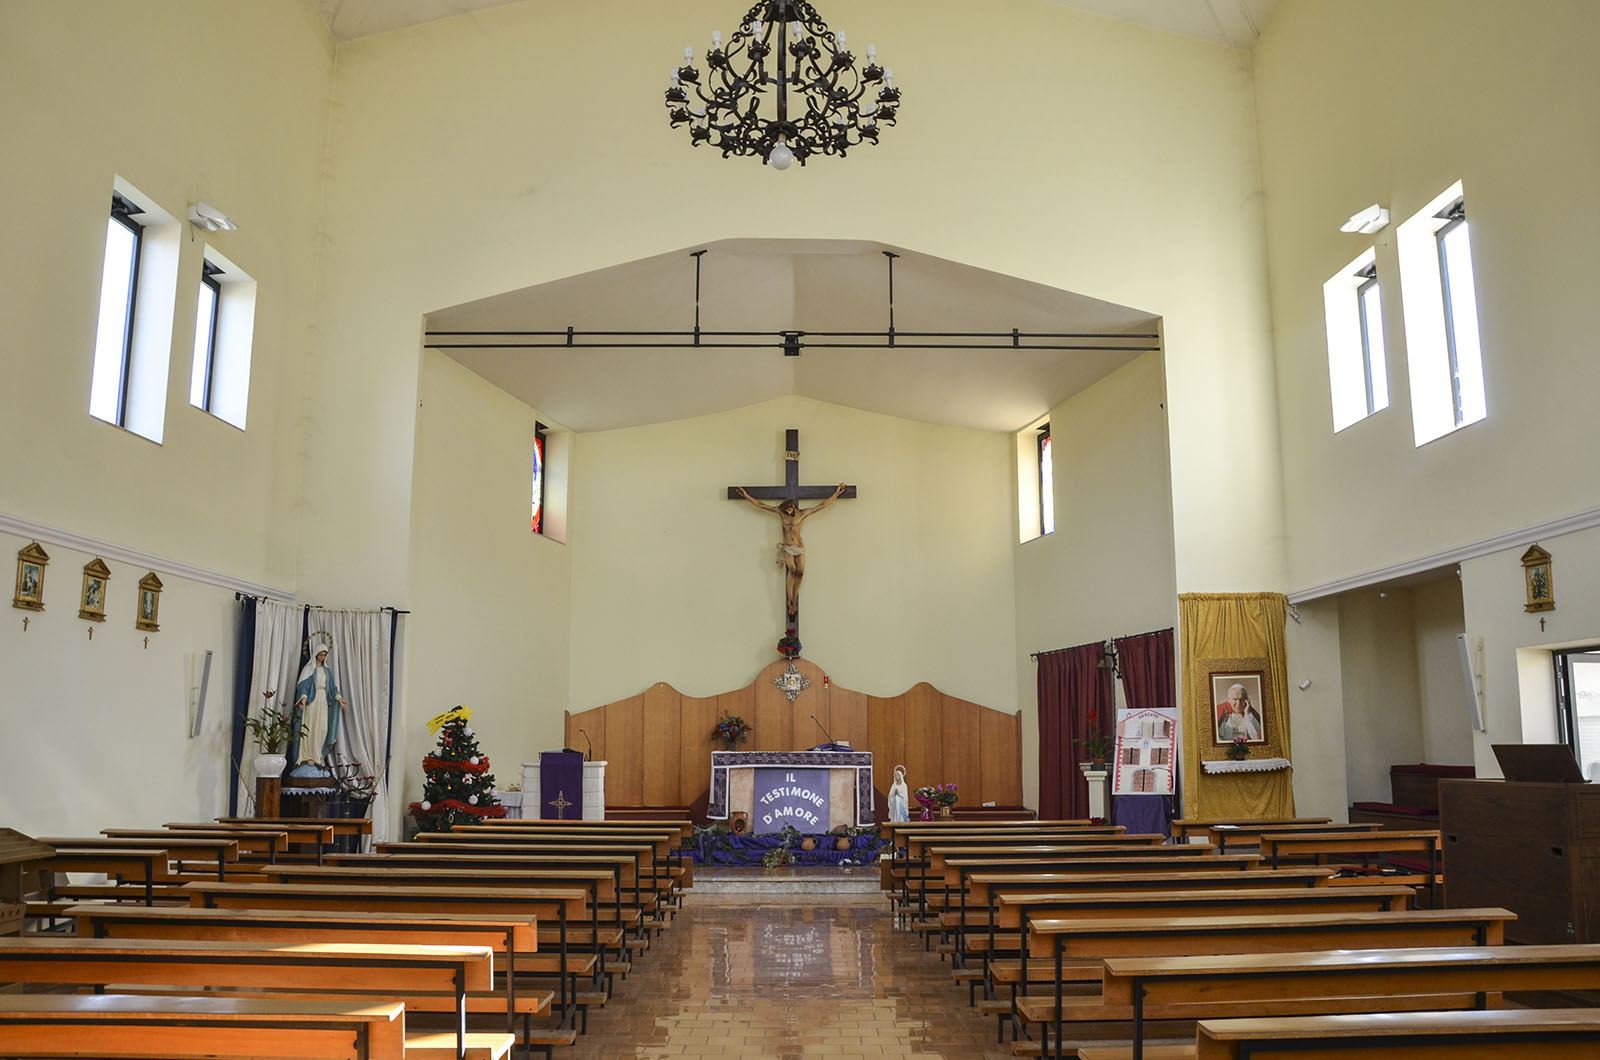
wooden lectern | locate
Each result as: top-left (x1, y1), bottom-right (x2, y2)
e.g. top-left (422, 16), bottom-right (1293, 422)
top-left (1440, 778), bottom-right (1600, 943)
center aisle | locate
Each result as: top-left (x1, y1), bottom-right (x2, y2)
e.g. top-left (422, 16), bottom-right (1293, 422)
top-left (565, 892), bottom-right (1011, 1059)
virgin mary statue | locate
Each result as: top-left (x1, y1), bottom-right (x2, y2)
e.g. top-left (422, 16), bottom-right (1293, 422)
top-left (293, 643), bottom-right (350, 764)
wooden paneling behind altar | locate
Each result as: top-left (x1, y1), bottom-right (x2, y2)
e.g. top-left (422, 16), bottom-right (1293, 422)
top-left (565, 658), bottom-right (1024, 810)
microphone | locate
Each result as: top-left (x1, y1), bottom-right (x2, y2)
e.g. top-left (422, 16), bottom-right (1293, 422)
top-left (577, 728), bottom-right (593, 761)
top-left (811, 714), bottom-right (837, 750)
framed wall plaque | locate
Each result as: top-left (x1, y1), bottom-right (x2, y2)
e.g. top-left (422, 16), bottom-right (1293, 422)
top-left (79, 557), bottom-right (110, 622)
top-left (13, 541), bottom-right (48, 611)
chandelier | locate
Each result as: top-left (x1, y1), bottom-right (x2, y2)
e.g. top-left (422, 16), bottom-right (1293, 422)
top-left (664, 0), bottom-right (900, 170)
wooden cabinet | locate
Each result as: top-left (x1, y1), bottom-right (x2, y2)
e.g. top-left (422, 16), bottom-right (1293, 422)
top-left (1439, 779), bottom-right (1600, 943)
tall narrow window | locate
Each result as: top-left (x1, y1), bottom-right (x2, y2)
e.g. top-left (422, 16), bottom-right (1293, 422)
top-left (1398, 181), bottom-right (1487, 445)
top-left (1355, 263), bottom-right (1389, 416)
top-left (530, 422), bottom-right (547, 534)
top-left (1323, 249), bottom-right (1388, 432)
top-left (189, 261), bottom-right (222, 411)
top-left (89, 193), bottom-right (144, 426)
top-left (1435, 200), bottom-right (1486, 428)
top-left (1037, 424), bottom-right (1055, 536)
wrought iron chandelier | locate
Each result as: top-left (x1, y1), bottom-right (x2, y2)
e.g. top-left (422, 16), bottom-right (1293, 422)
top-left (664, 0), bottom-right (900, 170)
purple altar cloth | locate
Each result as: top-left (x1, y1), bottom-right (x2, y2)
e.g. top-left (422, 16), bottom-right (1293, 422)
top-left (538, 750), bottom-right (583, 820)
top-left (1112, 794), bottom-right (1173, 838)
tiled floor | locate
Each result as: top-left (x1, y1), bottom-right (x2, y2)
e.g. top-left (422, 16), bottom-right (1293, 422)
top-left (566, 892), bottom-right (1014, 1059)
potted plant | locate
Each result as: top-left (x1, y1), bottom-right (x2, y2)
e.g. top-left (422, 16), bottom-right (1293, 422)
top-left (1226, 735), bottom-right (1252, 761)
top-left (1075, 707), bottom-right (1114, 765)
top-left (913, 783), bottom-right (959, 819)
top-left (712, 710), bottom-right (752, 750)
top-left (243, 691), bottom-right (306, 782)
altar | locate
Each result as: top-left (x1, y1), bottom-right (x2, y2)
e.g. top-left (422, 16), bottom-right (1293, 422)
top-left (707, 749), bottom-right (874, 831)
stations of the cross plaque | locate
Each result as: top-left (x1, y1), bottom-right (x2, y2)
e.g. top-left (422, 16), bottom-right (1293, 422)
top-left (727, 428), bottom-right (856, 635)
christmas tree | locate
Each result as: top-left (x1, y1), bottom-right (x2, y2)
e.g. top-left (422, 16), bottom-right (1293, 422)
top-left (408, 706), bottom-right (506, 831)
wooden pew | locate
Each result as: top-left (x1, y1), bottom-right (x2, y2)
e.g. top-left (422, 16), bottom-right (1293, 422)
top-left (167, 821), bottom-right (336, 864)
top-left (429, 826), bottom-right (694, 899)
top-left (216, 814), bottom-right (373, 854)
top-left (68, 904), bottom-right (570, 1053)
top-left (104, 826), bottom-right (286, 863)
top-left (0, 994), bottom-right (409, 1059)
top-left (41, 836), bottom-right (242, 881)
top-left (1182, 1008), bottom-right (1600, 1060)
top-left (185, 880), bottom-right (591, 1023)
top-left (1260, 829), bottom-right (1442, 904)
top-left (1204, 821), bottom-right (1382, 854)
top-left (38, 846), bottom-right (177, 906)
top-left (1170, 817), bottom-right (1331, 843)
top-left (0, 936), bottom-right (503, 1060)
top-left (1025, 943), bottom-right (1600, 1060)
top-left (973, 885), bottom-right (1414, 1001)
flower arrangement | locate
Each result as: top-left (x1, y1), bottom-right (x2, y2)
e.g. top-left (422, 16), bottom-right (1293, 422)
top-left (777, 628), bottom-right (802, 658)
top-left (1075, 706), bottom-right (1114, 762)
top-left (713, 710), bottom-right (751, 749)
top-left (912, 782), bottom-right (959, 820)
top-left (244, 692), bottom-right (306, 755)
top-left (1226, 735), bottom-right (1251, 761)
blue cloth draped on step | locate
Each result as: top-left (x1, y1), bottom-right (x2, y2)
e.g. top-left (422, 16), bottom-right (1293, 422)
top-left (690, 830), bottom-right (887, 866)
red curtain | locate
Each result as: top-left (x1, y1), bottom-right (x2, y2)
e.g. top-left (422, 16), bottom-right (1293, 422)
top-left (1113, 628), bottom-right (1177, 835)
top-left (1114, 629), bottom-right (1175, 710)
top-left (1037, 641), bottom-right (1108, 819)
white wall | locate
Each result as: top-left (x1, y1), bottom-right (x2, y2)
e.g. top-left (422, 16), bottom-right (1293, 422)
top-left (0, 530), bottom-right (240, 832)
top-left (1412, 578), bottom-right (1474, 765)
top-left (567, 397), bottom-right (1017, 711)
top-left (0, 1), bottom-right (333, 833)
top-left (403, 353), bottom-right (573, 815)
top-left (1255, 0), bottom-right (1600, 593)
top-left (1013, 352), bottom-right (1177, 808)
top-left (1283, 596), bottom-right (1349, 818)
top-left (1337, 589), bottom-right (1425, 804)
top-left (1461, 522), bottom-right (1600, 776)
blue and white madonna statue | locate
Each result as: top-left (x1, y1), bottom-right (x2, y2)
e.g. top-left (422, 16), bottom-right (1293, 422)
top-left (292, 642), bottom-right (350, 765)
top-left (888, 764), bottom-right (910, 823)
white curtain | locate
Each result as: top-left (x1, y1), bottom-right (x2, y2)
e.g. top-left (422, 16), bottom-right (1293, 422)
top-left (239, 599), bottom-right (306, 815)
top-left (308, 607), bottom-right (395, 844)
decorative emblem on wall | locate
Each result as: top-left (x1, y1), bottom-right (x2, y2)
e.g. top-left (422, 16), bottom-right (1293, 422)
top-left (773, 660), bottom-right (812, 702)
top-left (14, 541), bottom-right (49, 612)
top-left (79, 558), bottom-right (111, 622)
top-left (136, 572), bottom-right (163, 632)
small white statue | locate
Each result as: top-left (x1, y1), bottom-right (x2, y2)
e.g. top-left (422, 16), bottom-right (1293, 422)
top-left (888, 764), bottom-right (910, 823)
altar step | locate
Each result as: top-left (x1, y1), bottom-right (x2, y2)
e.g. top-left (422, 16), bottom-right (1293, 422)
top-left (693, 864), bottom-right (882, 894)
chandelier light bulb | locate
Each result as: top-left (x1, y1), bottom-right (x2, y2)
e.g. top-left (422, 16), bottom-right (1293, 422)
top-left (792, 22), bottom-right (804, 41)
top-left (670, 68), bottom-right (680, 85)
top-left (836, 30), bottom-right (846, 47)
top-left (684, 46), bottom-right (694, 62)
top-left (769, 139), bottom-right (796, 170)
top-left (884, 67), bottom-right (894, 88)
top-left (867, 44), bottom-right (876, 61)
top-left (712, 30), bottom-right (722, 48)
top-left (751, 18), bottom-right (763, 37)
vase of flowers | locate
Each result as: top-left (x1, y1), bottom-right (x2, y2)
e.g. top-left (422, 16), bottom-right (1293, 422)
top-left (1226, 735), bottom-right (1251, 761)
top-left (713, 711), bottom-right (751, 750)
top-left (913, 783), bottom-right (959, 821)
top-left (1076, 707), bottom-right (1113, 765)
top-left (777, 628), bottom-right (802, 658)
top-left (244, 691), bottom-right (306, 781)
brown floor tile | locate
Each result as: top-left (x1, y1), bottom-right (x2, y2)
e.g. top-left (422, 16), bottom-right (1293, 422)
top-left (563, 891), bottom-right (1015, 1059)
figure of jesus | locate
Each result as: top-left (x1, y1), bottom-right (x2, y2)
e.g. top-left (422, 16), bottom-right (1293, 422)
top-left (736, 482), bottom-right (848, 619)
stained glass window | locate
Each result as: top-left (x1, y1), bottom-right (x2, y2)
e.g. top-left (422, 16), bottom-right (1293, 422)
top-left (1037, 425), bottom-right (1055, 535)
top-left (530, 423), bottom-right (546, 534)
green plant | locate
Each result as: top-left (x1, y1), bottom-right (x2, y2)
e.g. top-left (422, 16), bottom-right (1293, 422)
top-left (244, 702), bottom-right (306, 754)
top-left (762, 823), bottom-right (803, 868)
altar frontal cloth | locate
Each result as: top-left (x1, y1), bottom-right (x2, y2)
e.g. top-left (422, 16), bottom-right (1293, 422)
top-left (754, 767), bottom-right (829, 833)
top-left (539, 750), bottom-right (584, 819)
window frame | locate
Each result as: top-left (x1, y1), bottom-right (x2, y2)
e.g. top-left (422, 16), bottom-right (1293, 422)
top-left (1434, 199), bottom-right (1471, 427)
top-left (1354, 262), bottom-right (1384, 417)
top-left (1036, 423), bottom-right (1054, 537)
top-left (192, 260), bottom-right (223, 412)
top-left (106, 193), bottom-right (145, 427)
top-left (1553, 645), bottom-right (1600, 777)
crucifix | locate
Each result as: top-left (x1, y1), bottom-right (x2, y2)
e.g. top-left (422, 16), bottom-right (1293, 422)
top-left (727, 428), bottom-right (856, 634)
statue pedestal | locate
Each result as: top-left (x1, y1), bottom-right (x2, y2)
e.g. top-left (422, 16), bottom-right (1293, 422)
top-left (1079, 761), bottom-right (1110, 820)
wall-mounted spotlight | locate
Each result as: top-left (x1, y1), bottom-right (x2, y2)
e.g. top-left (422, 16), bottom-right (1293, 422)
top-left (1340, 203), bottom-right (1389, 235)
top-left (187, 201), bottom-right (237, 232)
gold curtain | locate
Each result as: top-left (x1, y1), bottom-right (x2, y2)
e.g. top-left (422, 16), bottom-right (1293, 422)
top-left (1178, 592), bottom-right (1294, 820)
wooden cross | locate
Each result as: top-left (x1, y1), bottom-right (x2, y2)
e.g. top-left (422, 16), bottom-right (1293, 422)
top-left (727, 428), bottom-right (856, 634)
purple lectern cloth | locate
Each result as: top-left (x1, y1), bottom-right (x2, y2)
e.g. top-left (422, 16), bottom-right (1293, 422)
top-left (539, 751), bottom-right (584, 819)
top-left (1112, 794), bottom-right (1172, 838)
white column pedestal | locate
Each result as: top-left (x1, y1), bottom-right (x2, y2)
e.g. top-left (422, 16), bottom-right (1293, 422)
top-left (1079, 762), bottom-right (1110, 821)
top-left (582, 760), bottom-right (607, 821)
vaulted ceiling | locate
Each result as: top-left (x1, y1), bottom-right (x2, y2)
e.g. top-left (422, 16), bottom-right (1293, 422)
top-left (314, 0), bottom-right (1277, 49)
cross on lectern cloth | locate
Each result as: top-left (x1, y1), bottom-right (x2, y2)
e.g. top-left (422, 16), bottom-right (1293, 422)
top-left (727, 429), bottom-right (856, 634)
top-left (548, 790), bottom-right (573, 817)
